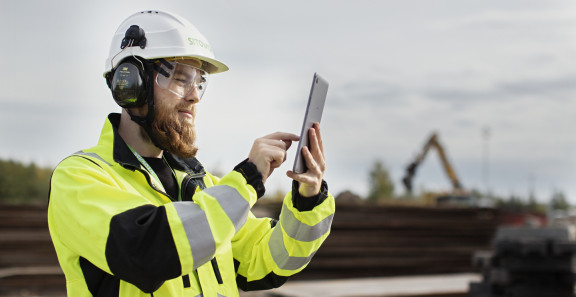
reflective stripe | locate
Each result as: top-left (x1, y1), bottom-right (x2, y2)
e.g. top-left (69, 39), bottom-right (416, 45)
top-left (173, 202), bottom-right (216, 270)
top-left (74, 151), bottom-right (112, 166)
top-left (280, 203), bottom-right (333, 242)
top-left (193, 294), bottom-right (227, 297)
top-left (268, 226), bottom-right (316, 270)
top-left (203, 185), bottom-right (249, 232)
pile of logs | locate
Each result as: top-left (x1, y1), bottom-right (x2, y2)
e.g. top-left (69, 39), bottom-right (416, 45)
top-left (0, 202), bottom-right (500, 295)
top-left (0, 204), bottom-right (64, 296)
top-left (290, 202), bottom-right (500, 280)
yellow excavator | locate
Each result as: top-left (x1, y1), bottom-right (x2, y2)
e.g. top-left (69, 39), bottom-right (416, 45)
top-left (402, 132), bottom-right (473, 206)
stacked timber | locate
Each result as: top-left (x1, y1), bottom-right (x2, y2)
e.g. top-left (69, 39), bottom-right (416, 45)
top-left (0, 202), bottom-right (499, 295)
top-left (286, 202), bottom-right (500, 280)
top-left (0, 204), bottom-right (64, 296)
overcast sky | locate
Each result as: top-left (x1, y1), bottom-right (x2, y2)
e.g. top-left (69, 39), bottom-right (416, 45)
top-left (2, 0), bottom-right (576, 203)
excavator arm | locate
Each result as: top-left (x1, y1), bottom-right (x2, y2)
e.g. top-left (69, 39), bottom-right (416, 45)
top-left (402, 132), bottom-right (463, 194)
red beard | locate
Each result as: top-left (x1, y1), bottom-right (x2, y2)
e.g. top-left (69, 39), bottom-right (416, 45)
top-left (146, 101), bottom-right (199, 159)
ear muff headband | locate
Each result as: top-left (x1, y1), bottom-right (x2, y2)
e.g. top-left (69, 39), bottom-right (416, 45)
top-left (106, 25), bottom-right (151, 108)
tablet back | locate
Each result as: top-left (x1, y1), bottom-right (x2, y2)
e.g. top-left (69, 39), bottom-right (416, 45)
top-left (293, 73), bottom-right (329, 173)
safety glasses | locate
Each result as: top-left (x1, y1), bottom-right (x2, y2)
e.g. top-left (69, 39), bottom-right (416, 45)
top-left (155, 60), bottom-right (209, 100)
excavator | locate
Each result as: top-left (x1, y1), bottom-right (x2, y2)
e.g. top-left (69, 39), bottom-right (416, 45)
top-left (402, 132), bottom-right (473, 206)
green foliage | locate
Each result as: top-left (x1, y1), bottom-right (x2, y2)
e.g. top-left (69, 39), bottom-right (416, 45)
top-left (367, 159), bottom-right (395, 203)
top-left (495, 194), bottom-right (530, 212)
top-left (475, 188), bottom-right (567, 214)
top-left (0, 159), bottom-right (53, 205)
top-left (550, 190), bottom-right (570, 211)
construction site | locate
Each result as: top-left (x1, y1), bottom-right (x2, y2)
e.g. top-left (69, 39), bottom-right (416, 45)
top-left (1, 0), bottom-right (573, 295)
top-left (1, 132), bottom-right (574, 297)
top-left (3, 198), bottom-right (572, 297)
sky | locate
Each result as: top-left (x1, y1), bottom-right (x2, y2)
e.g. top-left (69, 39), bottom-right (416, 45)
top-left (2, 0), bottom-right (576, 203)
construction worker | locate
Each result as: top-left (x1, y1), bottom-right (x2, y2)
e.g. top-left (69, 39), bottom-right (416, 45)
top-left (47, 10), bottom-right (334, 297)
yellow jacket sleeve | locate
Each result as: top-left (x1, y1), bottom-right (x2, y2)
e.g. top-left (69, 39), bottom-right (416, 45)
top-left (231, 183), bottom-right (335, 291)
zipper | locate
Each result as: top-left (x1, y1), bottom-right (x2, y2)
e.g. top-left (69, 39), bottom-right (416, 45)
top-left (121, 161), bottom-right (174, 201)
top-left (139, 167), bottom-right (173, 200)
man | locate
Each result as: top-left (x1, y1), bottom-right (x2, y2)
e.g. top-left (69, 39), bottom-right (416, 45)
top-left (47, 10), bottom-right (334, 297)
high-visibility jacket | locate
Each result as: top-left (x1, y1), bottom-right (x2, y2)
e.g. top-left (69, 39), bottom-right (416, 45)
top-left (48, 113), bottom-right (335, 297)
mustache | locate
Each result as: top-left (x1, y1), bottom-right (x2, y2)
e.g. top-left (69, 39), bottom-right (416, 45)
top-left (175, 103), bottom-right (195, 112)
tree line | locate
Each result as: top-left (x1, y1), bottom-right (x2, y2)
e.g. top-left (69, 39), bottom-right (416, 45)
top-left (0, 159), bottom-right (53, 205)
top-left (366, 159), bottom-right (571, 213)
top-left (0, 157), bottom-right (571, 214)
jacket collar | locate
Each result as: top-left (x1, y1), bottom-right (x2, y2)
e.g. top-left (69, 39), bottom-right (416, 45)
top-left (107, 113), bottom-right (205, 175)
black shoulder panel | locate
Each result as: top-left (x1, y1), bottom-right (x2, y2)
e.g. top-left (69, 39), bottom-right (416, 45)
top-left (105, 204), bottom-right (181, 293)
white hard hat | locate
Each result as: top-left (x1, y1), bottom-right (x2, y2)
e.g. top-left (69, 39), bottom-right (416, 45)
top-left (104, 10), bottom-right (229, 76)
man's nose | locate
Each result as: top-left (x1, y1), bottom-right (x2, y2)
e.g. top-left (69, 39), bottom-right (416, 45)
top-left (183, 87), bottom-right (200, 103)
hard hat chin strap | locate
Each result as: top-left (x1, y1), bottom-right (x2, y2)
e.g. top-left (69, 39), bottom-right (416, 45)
top-left (126, 84), bottom-right (168, 152)
top-left (125, 57), bottom-right (170, 152)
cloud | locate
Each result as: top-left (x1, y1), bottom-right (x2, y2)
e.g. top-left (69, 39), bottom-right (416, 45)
top-left (423, 73), bottom-right (576, 105)
top-left (438, 7), bottom-right (576, 30)
top-left (331, 79), bottom-right (408, 109)
top-left (2, 0), bottom-right (576, 201)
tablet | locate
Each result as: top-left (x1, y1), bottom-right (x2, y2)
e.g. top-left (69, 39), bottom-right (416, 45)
top-left (293, 73), bottom-right (329, 174)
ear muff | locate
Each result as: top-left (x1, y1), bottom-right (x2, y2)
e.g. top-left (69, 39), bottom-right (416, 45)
top-left (108, 58), bottom-right (149, 108)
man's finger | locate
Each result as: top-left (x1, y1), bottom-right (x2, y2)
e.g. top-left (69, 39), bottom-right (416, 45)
top-left (308, 127), bottom-right (319, 155)
top-left (308, 124), bottom-right (325, 168)
top-left (282, 139), bottom-right (293, 151)
top-left (313, 123), bottom-right (324, 155)
top-left (263, 132), bottom-right (299, 142)
top-left (302, 146), bottom-right (321, 174)
top-left (260, 138), bottom-right (293, 151)
top-left (269, 148), bottom-right (287, 169)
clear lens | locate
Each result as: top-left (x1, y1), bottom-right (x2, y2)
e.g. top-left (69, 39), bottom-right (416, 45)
top-left (155, 61), bottom-right (209, 100)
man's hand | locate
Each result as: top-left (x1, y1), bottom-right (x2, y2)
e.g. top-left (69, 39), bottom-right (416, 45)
top-left (287, 123), bottom-right (326, 197)
top-left (248, 132), bottom-right (299, 184)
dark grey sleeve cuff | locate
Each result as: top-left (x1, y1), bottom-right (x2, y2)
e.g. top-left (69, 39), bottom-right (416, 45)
top-left (234, 158), bottom-right (266, 198)
top-left (291, 180), bottom-right (329, 212)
